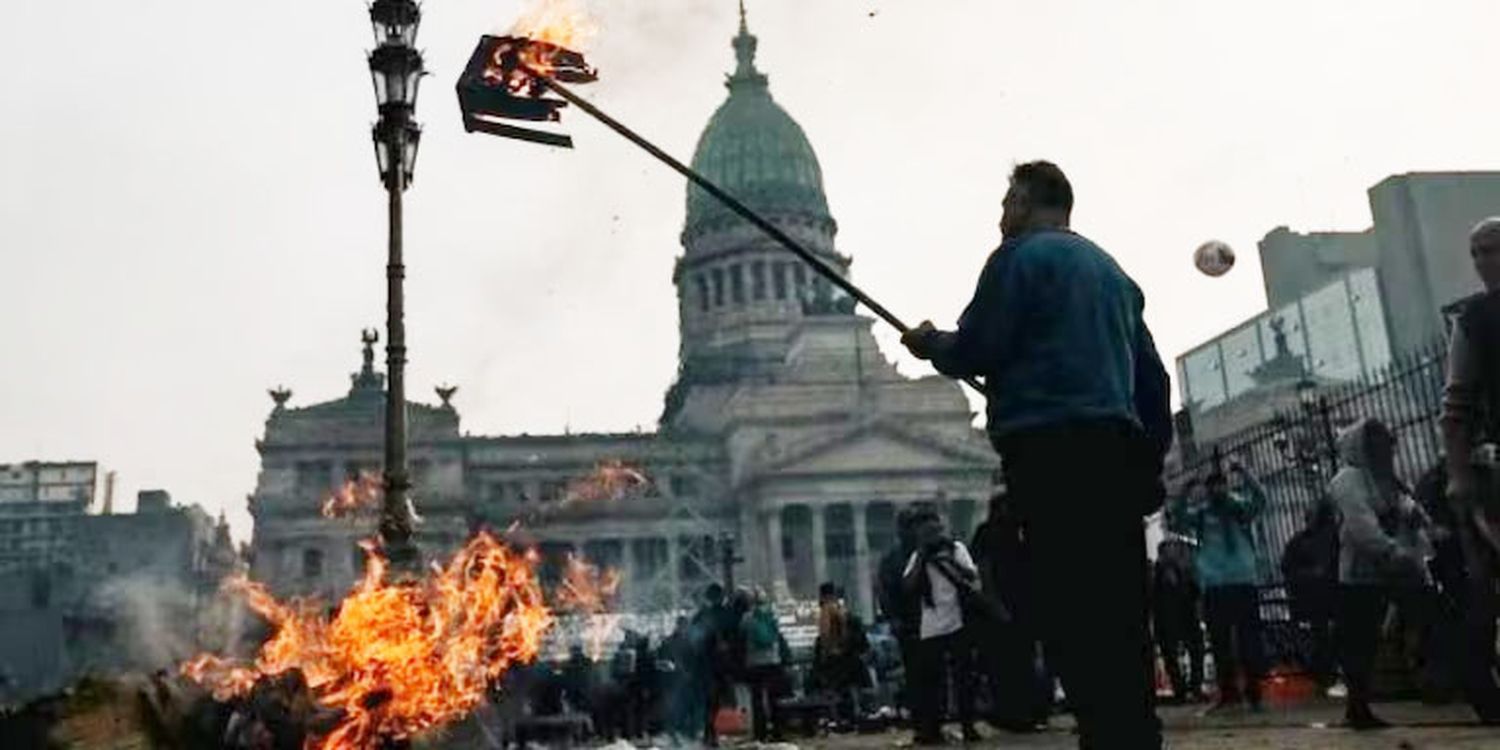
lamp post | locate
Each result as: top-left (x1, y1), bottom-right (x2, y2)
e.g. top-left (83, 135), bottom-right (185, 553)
top-left (369, 0), bottom-right (425, 570)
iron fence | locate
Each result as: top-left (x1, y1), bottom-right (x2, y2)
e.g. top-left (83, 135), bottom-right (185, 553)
top-left (1164, 341), bottom-right (1449, 670)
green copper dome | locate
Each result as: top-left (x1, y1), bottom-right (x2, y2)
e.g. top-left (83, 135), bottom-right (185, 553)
top-left (684, 7), bottom-right (831, 237)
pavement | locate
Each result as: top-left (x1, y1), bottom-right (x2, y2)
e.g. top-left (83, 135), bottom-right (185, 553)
top-left (766, 700), bottom-right (1500, 749)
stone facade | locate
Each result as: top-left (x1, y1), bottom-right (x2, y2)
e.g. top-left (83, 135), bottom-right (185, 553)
top-left (246, 14), bottom-right (998, 620)
top-left (0, 491), bottom-right (238, 703)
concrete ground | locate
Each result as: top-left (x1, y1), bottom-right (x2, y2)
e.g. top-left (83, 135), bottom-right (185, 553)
top-left (772, 701), bottom-right (1500, 749)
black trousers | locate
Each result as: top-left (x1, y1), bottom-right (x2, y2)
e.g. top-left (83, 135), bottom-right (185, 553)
top-left (746, 665), bottom-right (783, 741)
top-left (1154, 603), bottom-right (1205, 700)
top-left (997, 421), bottom-right (1162, 750)
top-left (1336, 585), bottom-right (1388, 716)
top-left (1456, 498), bottom-right (1500, 719)
top-left (911, 629), bottom-right (977, 740)
top-left (1203, 585), bottom-right (1266, 703)
top-left (984, 623), bottom-right (1051, 724)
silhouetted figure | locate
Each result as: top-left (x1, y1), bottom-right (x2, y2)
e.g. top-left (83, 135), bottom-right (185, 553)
top-left (1440, 216), bottom-right (1500, 724)
top-left (877, 505), bottom-right (923, 719)
top-left (971, 492), bottom-right (1051, 730)
top-left (1153, 534), bottom-right (1205, 704)
top-left (694, 583), bottom-right (737, 747)
top-left (1281, 498), bottom-right (1341, 690)
top-left (903, 161), bottom-right (1171, 750)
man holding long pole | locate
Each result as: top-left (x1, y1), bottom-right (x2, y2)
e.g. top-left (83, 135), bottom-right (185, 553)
top-left (902, 161), bottom-right (1172, 750)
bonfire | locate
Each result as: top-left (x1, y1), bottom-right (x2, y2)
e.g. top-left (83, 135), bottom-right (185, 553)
top-left (181, 533), bottom-right (552, 750)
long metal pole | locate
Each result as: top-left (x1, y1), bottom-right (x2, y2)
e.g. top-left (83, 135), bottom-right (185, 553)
top-left (530, 72), bottom-right (983, 394)
top-left (381, 120), bottom-right (418, 571)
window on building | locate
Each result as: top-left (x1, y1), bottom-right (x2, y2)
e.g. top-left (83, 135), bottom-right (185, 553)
top-left (696, 275), bottom-right (710, 312)
top-left (793, 263), bottom-right (807, 289)
top-left (489, 483), bottom-right (507, 503)
top-left (296, 461), bottom-right (331, 491)
top-left (540, 480), bottom-right (566, 503)
top-left (303, 548), bottom-right (323, 579)
top-left (729, 265), bottom-right (745, 305)
top-left (669, 474), bottom-right (698, 497)
top-left (751, 261), bottom-right (767, 301)
top-left (773, 262), bottom-right (789, 300)
top-left (711, 268), bottom-right (725, 307)
top-left (351, 544), bottom-right (366, 573)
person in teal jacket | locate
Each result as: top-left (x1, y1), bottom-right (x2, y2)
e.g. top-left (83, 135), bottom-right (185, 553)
top-left (1172, 460), bottom-right (1267, 712)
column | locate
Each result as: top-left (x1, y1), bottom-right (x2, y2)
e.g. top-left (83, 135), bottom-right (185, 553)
top-left (810, 504), bottom-right (828, 591)
top-left (621, 537), bottom-right (638, 611)
top-left (766, 507), bottom-right (789, 601)
top-left (852, 503), bottom-right (874, 621)
top-left (666, 534), bottom-right (681, 611)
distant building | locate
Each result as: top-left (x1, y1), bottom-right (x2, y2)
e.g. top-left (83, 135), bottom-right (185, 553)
top-left (247, 13), bottom-right (999, 622)
top-left (1368, 172), bottom-right (1500, 356)
top-left (0, 490), bottom-right (239, 705)
top-left (1178, 268), bottom-right (1390, 412)
top-left (1178, 170), bottom-right (1500, 444)
top-left (0, 461), bottom-right (96, 572)
top-left (1258, 227), bottom-right (1377, 309)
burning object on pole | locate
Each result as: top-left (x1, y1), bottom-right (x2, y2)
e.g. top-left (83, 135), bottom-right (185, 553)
top-left (456, 35), bottom-right (597, 148)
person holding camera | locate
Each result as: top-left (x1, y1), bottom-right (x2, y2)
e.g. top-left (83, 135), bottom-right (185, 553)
top-left (902, 508), bottom-right (982, 745)
top-left (1172, 459), bottom-right (1267, 713)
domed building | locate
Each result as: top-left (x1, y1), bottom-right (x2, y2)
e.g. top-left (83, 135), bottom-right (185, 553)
top-left (247, 10), bottom-right (997, 620)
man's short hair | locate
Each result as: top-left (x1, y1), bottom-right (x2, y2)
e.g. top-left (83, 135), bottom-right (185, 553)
top-left (1011, 160), bottom-right (1073, 213)
top-left (1472, 217), bottom-right (1500, 248)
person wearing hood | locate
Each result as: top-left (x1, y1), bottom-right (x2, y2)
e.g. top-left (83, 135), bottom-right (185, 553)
top-left (1171, 459), bottom-right (1267, 712)
top-left (1328, 418), bottom-right (1431, 729)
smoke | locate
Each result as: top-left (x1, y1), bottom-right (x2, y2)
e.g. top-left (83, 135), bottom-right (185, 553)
top-left (87, 574), bottom-right (252, 675)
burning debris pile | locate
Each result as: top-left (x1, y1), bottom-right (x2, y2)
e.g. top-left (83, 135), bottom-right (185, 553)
top-left (563, 460), bottom-right (651, 504)
top-left (320, 472), bottom-right (383, 519)
top-left (180, 532), bottom-right (552, 750)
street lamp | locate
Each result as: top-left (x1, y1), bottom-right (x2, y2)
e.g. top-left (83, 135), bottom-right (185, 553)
top-left (368, 0), bottom-right (424, 571)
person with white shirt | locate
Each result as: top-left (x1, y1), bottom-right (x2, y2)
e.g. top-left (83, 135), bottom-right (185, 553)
top-left (902, 507), bottom-right (982, 745)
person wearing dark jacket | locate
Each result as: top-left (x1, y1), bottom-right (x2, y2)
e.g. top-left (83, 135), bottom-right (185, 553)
top-left (902, 509), bottom-right (982, 745)
top-left (1152, 534), bottom-right (1205, 704)
top-left (971, 492), bottom-right (1050, 730)
top-left (1281, 499), bottom-right (1341, 690)
top-left (1440, 216), bottom-right (1500, 724)
top-left (903, 161), bottom-right (1170, 750)
top-left (877, 505), bottom-right (923, 718)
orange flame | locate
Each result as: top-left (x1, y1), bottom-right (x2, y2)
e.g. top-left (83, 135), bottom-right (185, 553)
top-left (487, 0), bottom-right (598, 91)
top-left (181, 532), bottom-right (552, 750)
top-left (511, 0), bottom-right (597, 53)
top-left (554, 552), bottom-right (621, 660)
top-left (321, 472), bottom-right (383, 519)
top-left (564, 460), bottom-right (650, 504)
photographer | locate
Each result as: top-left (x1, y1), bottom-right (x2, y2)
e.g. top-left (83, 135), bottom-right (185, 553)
top-left (1171, 459), bottom-right (1267, 713)
top-left (902, 508), bottom-right (981, 745)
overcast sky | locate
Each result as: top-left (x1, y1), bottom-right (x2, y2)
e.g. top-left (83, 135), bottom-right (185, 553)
top-left (3, 0), bottom-right (1498, 542)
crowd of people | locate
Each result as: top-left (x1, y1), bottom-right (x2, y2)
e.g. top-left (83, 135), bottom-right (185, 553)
top-left (507, 164), bottom-right (1500, 750)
